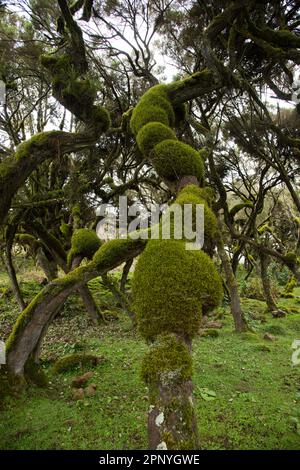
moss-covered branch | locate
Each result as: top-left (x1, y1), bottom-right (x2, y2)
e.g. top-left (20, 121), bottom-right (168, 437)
top-left (6, 238), bottom-right (146, 381)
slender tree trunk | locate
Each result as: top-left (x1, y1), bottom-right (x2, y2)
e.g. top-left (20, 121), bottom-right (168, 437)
top-left (259, 252), bottom-right (278, 312)
top-left (4, 248), bottom-right (26, 311)
top-left (72, 255), bottom-right (102, 325)
top-left (120, 258), bottom-right (133, 292)
top-left (78, 285), bottom-right (103, 325)
top-left (215, 217), bottom-right (247, 332)
top-left (101, 273), bottom-right (135, 321)
top-left (35, 248), bottom-right (58, 281)
top-left (259, 252), bottom-right (286, 317)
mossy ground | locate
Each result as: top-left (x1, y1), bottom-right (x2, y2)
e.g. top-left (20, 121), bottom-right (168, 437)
top-left (0, 264), bottom-right (300, 450)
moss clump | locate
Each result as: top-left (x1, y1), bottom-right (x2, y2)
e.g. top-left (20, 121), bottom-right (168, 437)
top-left (141, 334), bottom-right (192, 386)
top-left (53, 353), bottom-right (102, 374)
top-left (174, 186), bottom-right (217, 241)
top-left (133, 239), bottom-right (223, 341)
top-left (130, 105), bottom-right (170, 135)
top-left (15, 131), bottom-right (62, 159)
top-left (136, 122), bottom-right (177, 155)
top-left (90, 105), bottom-right (111, 131)
top-left (60, 223), bottom-right (71, 239)
top-left (151, 140), bottom-right (204, 182)
top-left (136, 84), bottom-right (175, 126)
top-left (283, 252), bottom-right (298, 266)
top-left (71, 228), bottom-right (101, 259)
top-left (200, 328), bottom-right (219, 338)
top-left (283, 277), bottom-right (297, 295)
top-left (62, 78), bottom-right (96, 110)
top-left (179, 184), bottom-right (214, 204)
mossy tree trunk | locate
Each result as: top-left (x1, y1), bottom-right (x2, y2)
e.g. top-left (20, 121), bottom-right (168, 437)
top-left (4, 248), bottom-right (26, 312)
top-left (259, 252), bottom-right (285, 317)
top-left (215, 217), bottom-right (248, 332)
top-left (145, 336), bottom-right (200, 450)
top-left (5, 238), bottom-right (145, 384)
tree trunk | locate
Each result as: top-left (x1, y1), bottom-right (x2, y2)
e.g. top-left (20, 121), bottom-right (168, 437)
top-left (71, 255), bottom-right (102, 325)
top-left (145, 335), bottom-right (200, 450)
top-left (4, 249), bottom-right (26, 311)
top-left (101, 273), bottom-right (135, 321)
top-left (35, 248), bottom-right (58, 281)
top-left (259, 252), bottom-right (278, 312)
top-left (215, 218), bottom-right (248, 332)
top-left (78, 284), bottom-right (103, 325)
top-left (120, 258), bottom-right (133, 292)
top-left (259, 252), bottom-right (286, 317)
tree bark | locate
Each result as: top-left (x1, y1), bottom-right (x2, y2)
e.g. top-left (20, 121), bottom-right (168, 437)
top-left (146, 336), bottom-right (200, 450)
top-left (4, 249), bottom-right (26, 312)
top-left (215, 217), bottom-right (248, 332)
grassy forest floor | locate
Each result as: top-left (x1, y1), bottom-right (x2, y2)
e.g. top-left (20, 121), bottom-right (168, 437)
top-left (0, 263), bottom-right (300, 450)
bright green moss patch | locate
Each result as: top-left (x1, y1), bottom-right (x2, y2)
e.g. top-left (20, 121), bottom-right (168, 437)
top-left (92, 238), bottom-right (146, 270)
top-left (179, 184), bottom-right (215, 204)
top-left (175, 186), bottom-right (217, 241)
top-left (130, 105), bottom-right (170, 135)
top-left (71, 229), bottom-right (101, 259)
top-left (141, 334), bottom-right (192, 386)
top-left (136, 122), bottom-right (177, 155)
top-left (133, 239), bottom-right (223, 341)
top-left (151, 140), bottom-right (204, 182)
top-left (15, 132), bottom-right (62, 159)
top-left (53, 353), bottom-right (103, 374)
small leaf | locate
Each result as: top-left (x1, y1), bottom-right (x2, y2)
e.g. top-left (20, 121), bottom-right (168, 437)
top-left (198, 387), bottom-right (216, 401)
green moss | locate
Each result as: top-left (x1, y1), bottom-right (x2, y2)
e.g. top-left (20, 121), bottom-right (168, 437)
top-left (5, 289), bottom-right (48, 354)
top-left (151, 140), bottom-right (204, 182)
top-left (61, 78), bottom-right (97, 115)
top-left (136, 122), bottom-right (177, 155)
top-left (0, 156), bottom-right (16, 179)
top-left (121, 107), bottom-right (133, 132)
top-left (93, 238), bottom-right (146, 270)
top-left (283, 252), bottom-right (298, 267)
top-left (179, 184), bottom-right (215, 204)
top-left (200, 328), bottom-right (219, 338)
top-left (230, 201), bottom-right (254, 218)
top-left (283, 277), bottom-right (297, 295)
top-left (174, 185), bottom-right (217, 241)
top-left (133, 239), bottom-right (223, 341)
top-left (71, 228), bottom-right (101, 259)
top-left (15, 132), bottom-right (62, 159)
top-left (60, 223), bottom-right (71, 239)
top-left (138, 86), bottom-right (175, 128)
top-left (141, 334), bottom-right (192, 386)
top-left (53, 353), bottom-right (101, 374)
top-left (90, 105), bottom-right (111, 131)
top-left (130, 105), bottom-right (170, 135)
top-left (257, 223), bottom-right (272, 234)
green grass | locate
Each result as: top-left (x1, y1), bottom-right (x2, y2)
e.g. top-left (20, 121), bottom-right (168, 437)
top-left (0, 270), bottom-right (300, 450)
